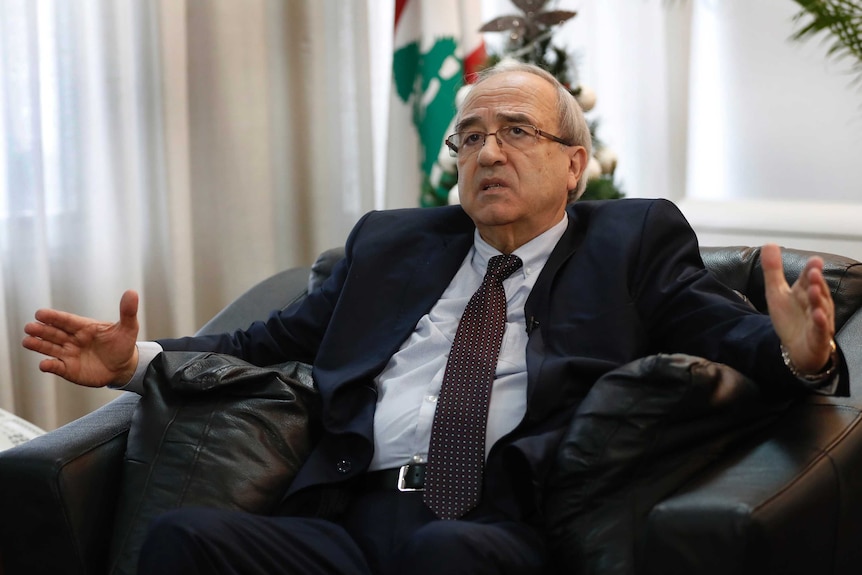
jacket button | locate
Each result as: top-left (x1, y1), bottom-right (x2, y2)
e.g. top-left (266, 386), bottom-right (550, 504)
top-left (336, 459), bottom-right (352, 474)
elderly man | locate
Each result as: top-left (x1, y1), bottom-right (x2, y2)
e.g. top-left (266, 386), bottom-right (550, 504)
top-left (23, 61), bottom-right (838, 575)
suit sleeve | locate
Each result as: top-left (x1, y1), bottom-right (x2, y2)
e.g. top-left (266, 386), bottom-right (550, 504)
top-left (630, 199), bottom-right (839, 394)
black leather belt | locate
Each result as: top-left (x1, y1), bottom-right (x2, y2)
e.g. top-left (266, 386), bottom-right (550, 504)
top-left (364, 464), bottom-right (426, 492)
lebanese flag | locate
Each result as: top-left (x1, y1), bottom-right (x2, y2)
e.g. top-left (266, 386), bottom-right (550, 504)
top-left (386, 0), bottom-right (486, 208)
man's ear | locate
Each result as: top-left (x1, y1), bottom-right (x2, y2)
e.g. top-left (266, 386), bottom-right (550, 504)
top-left (567, 146), bottom-right (589, 191)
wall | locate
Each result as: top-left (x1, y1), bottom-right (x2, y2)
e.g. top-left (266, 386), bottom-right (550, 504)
top-left (480, 0), bottom-right (862, 259)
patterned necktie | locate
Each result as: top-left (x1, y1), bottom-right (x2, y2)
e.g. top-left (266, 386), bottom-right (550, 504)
top-left (424, 253), bottom-right (523, 520)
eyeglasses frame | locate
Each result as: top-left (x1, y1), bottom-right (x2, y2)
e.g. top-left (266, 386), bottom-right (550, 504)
top-left (445, 124), bottom-right (573, 157)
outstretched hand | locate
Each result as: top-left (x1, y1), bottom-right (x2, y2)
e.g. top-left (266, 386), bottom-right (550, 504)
top-left (22, 290), bottom-right (140, 387)
top-left (761, 243), bottom-right (835, 375)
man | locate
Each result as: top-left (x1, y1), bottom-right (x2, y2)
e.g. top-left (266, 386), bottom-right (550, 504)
top-left (23, 62), bottom-right (838, 574)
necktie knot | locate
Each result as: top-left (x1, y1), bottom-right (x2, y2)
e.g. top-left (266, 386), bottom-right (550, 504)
top-left (486, 254), bottom-right (523, 283)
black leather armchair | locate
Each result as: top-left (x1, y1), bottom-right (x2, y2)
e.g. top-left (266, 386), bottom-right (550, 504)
top-left (1, 245), bottom-right (861, 575)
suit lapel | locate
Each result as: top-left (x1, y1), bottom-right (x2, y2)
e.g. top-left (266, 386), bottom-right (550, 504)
top-left (352, 213), bottom-right (475, 381)
top-left (524, 208), bottom-right (587, 416)
top-left (525, 208), bottom-right (585, 320)
top-left (393, 230), bottom-right (474, 332)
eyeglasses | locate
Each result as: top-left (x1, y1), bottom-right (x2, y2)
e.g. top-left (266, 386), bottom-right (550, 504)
top-left (445, 125), bottom-right (573, 158)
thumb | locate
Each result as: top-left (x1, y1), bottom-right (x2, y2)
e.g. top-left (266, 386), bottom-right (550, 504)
top-left (761, 243), bottom-right (789, 300)
top-left (118, 290), bottom-right (140, 333)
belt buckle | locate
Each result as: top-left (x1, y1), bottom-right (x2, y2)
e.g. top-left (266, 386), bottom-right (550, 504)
top-left (397, 464), bottom-right (424, 492)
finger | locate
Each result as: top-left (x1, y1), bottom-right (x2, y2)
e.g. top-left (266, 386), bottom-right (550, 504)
top-left (797, 256), bottom-right (824, 291)
top-left (804, 255), bottom-right (825, 275)
top-left (21, 335), bottom-right (45, 355)
top-left (808, 264), bottom-right (830, 299)
top-left (118, 290), bottom-right (140, 333)
top-left (807, 288), bottom-right (834, 347)
top-left (32, 308), bottom-right (90, 336)
top-left (803, 262), bottom-right (830, 302)
top-left (22, 333), bottom-right (73, 361)
top-left (807, 268), bottom-right (835, 329)
top-left (761, 244), bottom-right (789, 299)
top-left (807, 301), bottom-right (830, 330)
top-left (22, 334), bottom-right (50, 354)
top-left (23, 321), bottom-right (74, 346)
top-left (38, 358), bottom-right (69, 378)
top-left (807, 276), bottom-right (830, 311)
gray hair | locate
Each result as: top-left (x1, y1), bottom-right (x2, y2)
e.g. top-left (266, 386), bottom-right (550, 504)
top-left (459, 60), bottom-right (592, 203)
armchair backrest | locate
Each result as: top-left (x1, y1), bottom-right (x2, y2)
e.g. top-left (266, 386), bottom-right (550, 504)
top-left (700, 246), bottom-right (862, 331)
top-left (701, 246), bottom-right (862, 397)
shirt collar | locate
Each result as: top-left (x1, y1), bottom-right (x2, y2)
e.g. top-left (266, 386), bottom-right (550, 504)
top-left (472, 214), bottom-right (569, 279)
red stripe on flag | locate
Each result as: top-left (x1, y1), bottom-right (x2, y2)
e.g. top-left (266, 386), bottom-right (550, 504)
top-left (394, 0), bottom-right (409, 31)
top-left (463, 44), bottom-right (487, 83)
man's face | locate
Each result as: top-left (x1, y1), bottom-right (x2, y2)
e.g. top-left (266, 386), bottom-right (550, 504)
top-left (455, 71), bottom-right (585, 250)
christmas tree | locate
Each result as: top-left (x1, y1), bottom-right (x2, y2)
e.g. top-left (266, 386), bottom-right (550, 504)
top-left (427, 0), bottom-right (624, 206)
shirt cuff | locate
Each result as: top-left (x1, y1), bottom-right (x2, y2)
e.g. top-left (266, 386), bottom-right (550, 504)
top-left (108, 341), bottom-right (163, 394)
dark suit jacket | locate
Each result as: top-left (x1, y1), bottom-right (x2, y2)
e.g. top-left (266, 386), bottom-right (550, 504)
top-left (159, 198), bottom-right (800, 521)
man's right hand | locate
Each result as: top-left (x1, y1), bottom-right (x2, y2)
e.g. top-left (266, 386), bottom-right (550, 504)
top-left (22, 290), bottom-right (140, 387)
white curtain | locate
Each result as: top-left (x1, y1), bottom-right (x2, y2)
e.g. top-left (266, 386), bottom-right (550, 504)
top-left (0, 0), bottom-right (385, 430)
top-left (1, 0), bottom-right (166, 429)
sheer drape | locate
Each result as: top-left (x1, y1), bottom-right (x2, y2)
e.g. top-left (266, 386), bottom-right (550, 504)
top-left (0, 0), bottom-right (384, 429)
top-left (1, 0), bottom-right (167, 428)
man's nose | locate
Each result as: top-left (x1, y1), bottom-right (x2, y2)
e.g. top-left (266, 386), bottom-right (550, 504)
top-left (477, 133), bottom-right (506, 164)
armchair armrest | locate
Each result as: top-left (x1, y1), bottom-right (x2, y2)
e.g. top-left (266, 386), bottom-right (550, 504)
top-left (642, 310), bottom-right (862, 575)
top-left (0, 394), bottom-right (139, 575)
top-left (643, 397), bottom-right (862, 575)
top-left (0, 255), bottom-right (322, 575)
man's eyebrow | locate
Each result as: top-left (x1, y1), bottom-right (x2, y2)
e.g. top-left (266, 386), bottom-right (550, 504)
top-left (455, 112), bottom-right (536, 132)
top-left (455, 117), bottom-right (480, 132)
top-left (496, 112), bottom-right (534, 125)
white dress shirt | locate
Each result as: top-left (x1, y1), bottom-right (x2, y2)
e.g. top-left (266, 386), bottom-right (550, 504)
top-left (368, 216), bottom-right (567, 470)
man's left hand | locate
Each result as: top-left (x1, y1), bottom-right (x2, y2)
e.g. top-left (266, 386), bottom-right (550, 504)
top-left (762, 243), bottom-right (835, 375)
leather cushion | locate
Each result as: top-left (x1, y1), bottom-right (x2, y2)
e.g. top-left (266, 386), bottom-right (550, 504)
top-left (700, 246), bottom-right (862, 331)
top-left (543, 353), bottom-right (791, 574)
top-left (107, 352), bottom-right (317, 575)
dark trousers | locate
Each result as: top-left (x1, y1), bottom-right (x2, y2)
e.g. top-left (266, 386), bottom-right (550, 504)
top-left (138, 489), bottom-right (547, 575)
